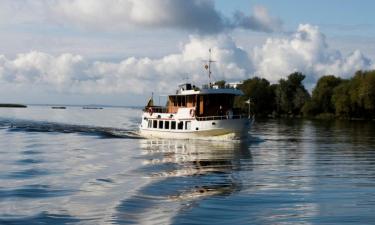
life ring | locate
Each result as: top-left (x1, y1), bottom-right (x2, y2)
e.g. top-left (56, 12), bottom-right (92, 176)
top-left (190, 109), bottom-right (195, 117)
top-left (148, 107), bottom-right (153, 116)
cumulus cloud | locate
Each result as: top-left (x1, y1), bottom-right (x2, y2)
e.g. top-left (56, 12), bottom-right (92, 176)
top-left (253, 24), bottom-right (373, 85)
top-left (0, 0), bottom-right (282, 34)
top-left (0, 24), bottom-right (373, 100)
top-left (0, 35), bottom-right (251, 95)
top-left (51, 0), bottom-right (224, 34)
top-left (233, 5), bottom-right (283, 33)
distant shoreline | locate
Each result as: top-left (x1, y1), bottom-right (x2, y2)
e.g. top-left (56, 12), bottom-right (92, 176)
top-left (0, 103), bottom-right (27, 108)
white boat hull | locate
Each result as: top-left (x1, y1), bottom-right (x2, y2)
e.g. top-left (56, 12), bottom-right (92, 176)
top-left (139, 115), bottom-right (250, 140)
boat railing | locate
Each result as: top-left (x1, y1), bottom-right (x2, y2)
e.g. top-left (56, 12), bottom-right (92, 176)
top-left (201, 84), bottom-right (238, 89)
top-left (195, 114), bottom-right (246, 121)
top-left (144, 106), bottom-right (168, 113)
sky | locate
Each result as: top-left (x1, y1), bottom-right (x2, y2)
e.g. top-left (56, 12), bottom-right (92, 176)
top-left (0, 0), bottom-right (374, 106)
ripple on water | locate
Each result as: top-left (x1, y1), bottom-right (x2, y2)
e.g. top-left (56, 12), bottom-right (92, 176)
top-left (0, 211), bottom-right (82, 225)
top-left (21, 150), bottom-right (43, 155)
top-left (15, 158), bottom-right (43, 165)
top-left (6, 168), bottom-right (50, 179)
top-left (0, 185), bottom-right (73, 199)
top-left (113, 139), bottom-right (252, 224)
top-left (2, 111), bottom-right (375, 224)
top-left (96, 178), bottom-right (115, 183)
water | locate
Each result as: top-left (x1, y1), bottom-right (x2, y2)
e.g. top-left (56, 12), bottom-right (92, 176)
top-left (1, 106), bottom-right (375, 224)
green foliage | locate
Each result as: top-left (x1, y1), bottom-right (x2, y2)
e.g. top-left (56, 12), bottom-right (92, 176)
top-left (235, 70), bottom-right (375, 120)
top-left (332, 81), bottom-right (351, 118)
top-left (303, 75), bottom-right (343, 116)
top-left (348, 70), bottom-right (375, 118)
top-left (236, 77), bottom-right (275, 116)
top-left (274, 72), bottom-right (310, 116)
top-left (214, 80), bottom-right (226, 88)
top-left (355, 71), bottom-right (375, 112)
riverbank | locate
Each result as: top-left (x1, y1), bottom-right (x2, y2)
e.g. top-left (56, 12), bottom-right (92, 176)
top-left (0, 103), bottom-right (27, 108)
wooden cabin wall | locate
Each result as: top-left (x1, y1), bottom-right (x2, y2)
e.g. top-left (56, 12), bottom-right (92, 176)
top-left (199, 95), bottom-right (204, 115)
top-left (167, 95), bottom-right (197, 113)
top-left (167, 94), bottom-right (235, 116)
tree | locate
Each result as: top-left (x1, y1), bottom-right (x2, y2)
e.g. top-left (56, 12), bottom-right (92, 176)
top-left (350, 70), bottom-right (375, 118)
top-left (236, 77), bottom-right (275, 116)
top-left (275, 72), bottom-right (310, 116)
top-left (332, 81), bottom-right (351, 118)
top-left (356, 71), bottom-right (375, 112)
top-left (214, 80), bottom-right (226, 88)
top-left (303, 75), bottom-right (343, 116)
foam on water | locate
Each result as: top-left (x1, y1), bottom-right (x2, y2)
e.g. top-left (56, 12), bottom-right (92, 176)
top-left (1, 119), bottom-right (141, 139)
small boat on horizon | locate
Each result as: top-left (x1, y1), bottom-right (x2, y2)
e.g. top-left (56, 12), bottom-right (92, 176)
top-left (138, 49), bottom-right (252, 140)
top-left (51, 106), bottom-right (66, 109)
top-left (82, 106), bottom-right (103, 109)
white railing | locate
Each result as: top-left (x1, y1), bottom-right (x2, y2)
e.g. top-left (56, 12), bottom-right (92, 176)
top-left (143, 106), bottom-right (168, 113)
top-left (195, 114), bottom-right (246, 121)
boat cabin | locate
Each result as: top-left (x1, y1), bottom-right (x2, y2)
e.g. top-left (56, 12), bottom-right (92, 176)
top-left (145, 83), bottom-right (243, 120)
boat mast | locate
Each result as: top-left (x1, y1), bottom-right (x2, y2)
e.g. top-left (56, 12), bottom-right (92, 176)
top-left (205, 48), bottom-right (215, 86)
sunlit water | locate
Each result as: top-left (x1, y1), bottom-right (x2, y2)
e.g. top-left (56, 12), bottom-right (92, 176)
top-left (1, 106), bottom-right (375, 224)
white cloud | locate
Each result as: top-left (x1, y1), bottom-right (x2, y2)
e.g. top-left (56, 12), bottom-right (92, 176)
top-left (0, 24), bottom-right (373, 103)
top-left (0, 1), bottom-right (45, 25)
top-left (0, 35), bottom-right (251, 95)
top-left (233, 5), bottom-right (283, 33)
top-left (0, 0), bottom-right (282, 34)
top-left (51, 0), bottom-right (283, 33)
top-left (252, 24), bottom-right (373, 84)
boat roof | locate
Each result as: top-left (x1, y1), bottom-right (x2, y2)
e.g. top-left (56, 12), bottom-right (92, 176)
top-left (173, 83), bottom-right (243, 96)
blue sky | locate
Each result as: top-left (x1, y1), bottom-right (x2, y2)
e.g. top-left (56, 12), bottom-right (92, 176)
top-left (0, 0), bottom-right (374, 106)
top-left (218, 0), bottom-right (375, 32)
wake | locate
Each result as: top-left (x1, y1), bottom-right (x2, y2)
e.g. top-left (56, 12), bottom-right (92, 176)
top-left (0, 118), bottom-right (142, 139)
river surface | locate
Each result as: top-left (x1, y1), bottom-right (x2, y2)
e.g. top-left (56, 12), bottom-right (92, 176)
top-left (1, 106), bottom-right (375, 224)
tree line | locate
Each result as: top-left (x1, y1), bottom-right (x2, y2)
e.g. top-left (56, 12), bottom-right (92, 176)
top-left (232, 70), bottom-right (375, 120)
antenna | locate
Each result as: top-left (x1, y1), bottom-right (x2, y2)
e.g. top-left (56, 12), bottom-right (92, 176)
top-left (182, 75), bottom-right (189, 83)
top-left (204, 48), bottom-right (216, 86)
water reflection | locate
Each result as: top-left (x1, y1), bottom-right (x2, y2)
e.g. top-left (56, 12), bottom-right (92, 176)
top-left (3, 107), bottom-right (375, 224)
top-left (114, 139), bottom-right (252, 224)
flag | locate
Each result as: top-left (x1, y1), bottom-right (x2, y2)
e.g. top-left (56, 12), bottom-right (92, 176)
top-left (146, 97), bottom-right (154, 107)
top-left (245, 99), bottom-right (250, 104)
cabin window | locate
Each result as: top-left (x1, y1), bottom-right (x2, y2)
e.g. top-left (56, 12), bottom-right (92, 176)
top-left (178, 96), bottom-right (182, 106)
top-left (165, 121), bottom-right (170, 129)
top-left (153, 120), bottom-right (157, 128)
top-left (171, 121), bottom-right (176, 129)
top-left (159, 120), bottom-right (163, 129)
top-left (185, 95), bottom-right (196, 107)
top-left (178, 121), bottom-right (184, 130)
top-left (185, 121), bottom-right (191, 130)
top-left (173, 96), bottom-right (177, 106)
top-left (148, 120), bottom-right (152, 128)
top-left (177, 96), bottom-right (187, 107)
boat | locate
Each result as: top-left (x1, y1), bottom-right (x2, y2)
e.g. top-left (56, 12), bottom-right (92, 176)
top-left (82, 106), bottom-right (103, 109)
top-left (139, 50), bottom-right (251, 140)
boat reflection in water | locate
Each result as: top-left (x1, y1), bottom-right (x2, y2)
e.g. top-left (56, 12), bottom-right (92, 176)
top-left (114, 139), bottom-right (252, 224)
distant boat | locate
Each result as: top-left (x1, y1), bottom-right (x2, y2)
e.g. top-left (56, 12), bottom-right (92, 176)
top-left (82, 107), bottom-right (103, 109)
top-left (138, 49), bottom-right (252, 140)
top-left (51, 106), bottom-right (66, 109)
